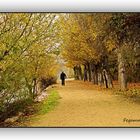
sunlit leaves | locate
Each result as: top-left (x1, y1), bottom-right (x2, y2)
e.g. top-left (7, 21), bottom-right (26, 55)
top-left (0, 13), bottom-right (59, 107)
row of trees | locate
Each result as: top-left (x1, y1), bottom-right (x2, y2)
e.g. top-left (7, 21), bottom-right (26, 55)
top-left (0, 13), bottom-right (140, 121)
top-left (59, 13), bottom-right (140, 90)
top-left (0, 13), bottom-right (59, 119)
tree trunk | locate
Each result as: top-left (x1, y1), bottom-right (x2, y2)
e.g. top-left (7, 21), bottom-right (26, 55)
top-left (78, 65), bottom-right (83, 80)
top-left (74, 66), bottom-right (83, 80)
top-left (90, 63), bottom-right (94, 83)
top-left (73, 67), bottom-right (76, 79)
top-left (87, 62), bottom-right (92, 82)
top-left (98, 70), bottom-right (104, 86)
top-left (84, 65), bottom-right (88, 81)
top-left (24, 77), bottom-right (33, 98)
top-left (73, 66), bottom-right (79, 80)
top-left (103, 69), bottom-right (108, 88)
top-left (118, 50), bottom-right (127, 90)
top-left (32, 78), bottom-right (37, 98)
top-left (93, 65), bottom-right (98, 84)
top-left (107, 71), bottom-right (113, 88)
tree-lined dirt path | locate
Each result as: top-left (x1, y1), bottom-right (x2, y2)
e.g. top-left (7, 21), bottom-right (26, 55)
top-left (29, 80), bottom-right (140, 127)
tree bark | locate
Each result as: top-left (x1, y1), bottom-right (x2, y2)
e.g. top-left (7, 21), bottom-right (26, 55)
top-left (118, 50), bottom-right (127, 90)
top-left (73, 66), bottom-right (79, 80)
top-left (98, 70), bottom-right (104, 86)
top-left (103, 69), bottom-right (108, 88)
top-left (32, 78), bottom-right (37, 98)
top-left (84, 65), bottom-right (88, 81)
top-left (74, 66), bottom-right (83, 80)
top-left (78, 65), bottom-right (83, 80)
top-left (87, 62), bottom-right (92, 82)
top-left (93, 65), bottom-right (98, 84)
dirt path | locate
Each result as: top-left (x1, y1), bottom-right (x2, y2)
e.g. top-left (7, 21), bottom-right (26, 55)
top-left (28, 80), bottom-right (140, 127)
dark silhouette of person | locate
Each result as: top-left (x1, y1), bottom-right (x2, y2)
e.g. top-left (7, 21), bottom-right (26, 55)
top-left (60, 72), bottom-right (66, 86)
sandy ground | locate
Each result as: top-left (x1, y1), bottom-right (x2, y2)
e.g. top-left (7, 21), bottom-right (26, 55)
top-left (28, 80), bottom-right (140, 127)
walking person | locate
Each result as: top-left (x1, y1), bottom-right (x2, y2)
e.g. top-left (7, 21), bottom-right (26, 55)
top-left (60, 72), bottom-right (67, 86)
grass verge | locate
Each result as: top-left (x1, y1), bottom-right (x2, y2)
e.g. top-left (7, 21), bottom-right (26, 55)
top-left (16, 89), bottom-right (61, 126)
top-left (37, 89), bottom-right (60, 115)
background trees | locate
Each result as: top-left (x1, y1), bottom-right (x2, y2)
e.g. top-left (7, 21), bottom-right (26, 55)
top-left (106, 13), bottom-right (140, 90)
top-left (59, 13), bottom-right (140, 90)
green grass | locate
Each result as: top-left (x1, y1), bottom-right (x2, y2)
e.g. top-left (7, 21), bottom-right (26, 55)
top-left (15, 89), bottom-right (61, 126)
top-left (37, 89), bottom-right (60, 115)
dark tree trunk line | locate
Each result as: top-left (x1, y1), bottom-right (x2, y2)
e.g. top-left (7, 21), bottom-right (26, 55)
top-left (87, 62), bottom-right (92, 82)
top-left (78, 65), bottom-right (83, 80)
top-left (72, 48), bottom-right (128, 90)
top-left (73, 60), bottom-right (114, 89)
top-left (102, 69), bottom-right (113, 88)
top-left (73, 65), bottom-right (83, 80)
top-left (92, 64), bottom-right (98, 85)
top-left (83, 64), bottom-right (88, 81)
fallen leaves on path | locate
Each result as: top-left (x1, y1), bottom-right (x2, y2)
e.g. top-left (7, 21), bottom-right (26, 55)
top-left (26, 80), bottom-right (140, 127)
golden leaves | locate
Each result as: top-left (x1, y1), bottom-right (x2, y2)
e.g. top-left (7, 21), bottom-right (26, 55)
top-left (106, 40), bottom-right (116, 52)
top-left (59, 14), bottom-right (103, 67)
